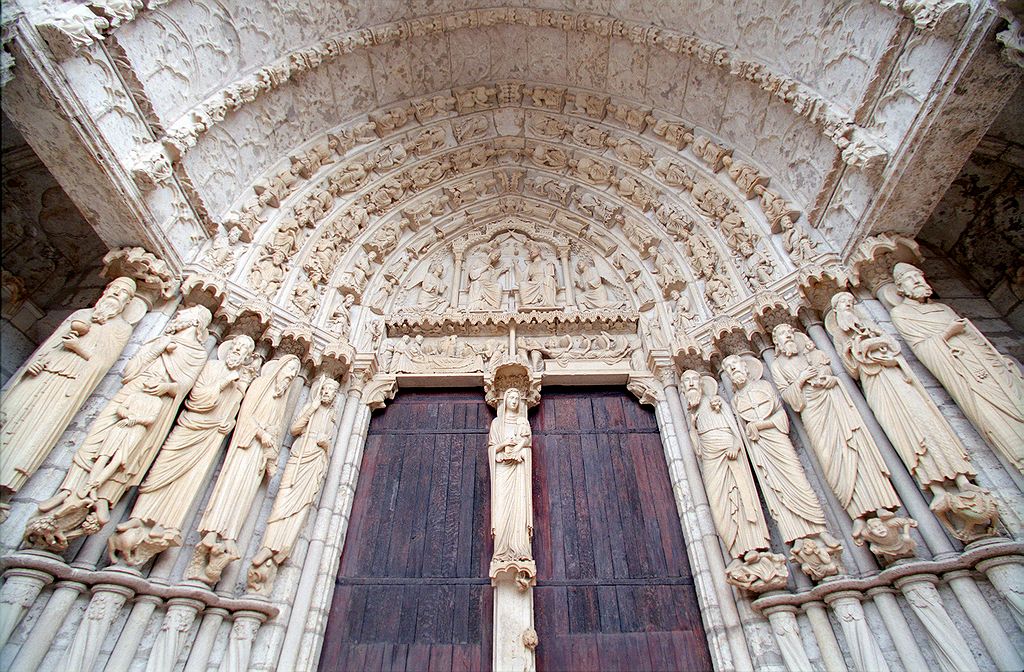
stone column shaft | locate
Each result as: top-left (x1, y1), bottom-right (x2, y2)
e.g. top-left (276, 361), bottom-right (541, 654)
top-left (144, 598), bottom-right (203, 672)
top-left (182, 606), bottom-right (227, 672)
top-left (0, 565), bottom-right (53, 648)
top-left (976, 556), bottom-right (1024, 632)
top-left (945, 570), bottom-right (1024, 671)
top-left (824, 592), bottom-right (890, 672)
top-left (8, 581), bottom-right (86, 672)
top-left (893, 575), bottom-right (977, 672)
top-left (763, 606), bottom-right (813, 672)
top-left (803, 602), bottom-right (848, 672)
top-left (449, 254), bottom-right (463, 306)
top-left (295, 404), bottom-right (372, 671)
top-left (866, 588), bottom-right (930, 672)
top-left (220, 611), bottom-right (263, 672)
top-left (103, 595), bottom-right (163, 672)
top-left (493, 580), bottom-right (536, 672)
top-left (62, 583), bottom-right (134, 672)
top-left (558, 249), bottom-right (575, 307)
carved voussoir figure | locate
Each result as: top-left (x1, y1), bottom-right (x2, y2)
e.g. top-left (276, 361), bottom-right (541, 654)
top-left (827, 291), bottom-right (1000, 543)
top-left (1, 277), bottom-right (143, 514)
top-left (681, 370), bottom-right (785, 592)
top-left (24, 306), bottom-right (212, 553)
top-left (248, 376), bottom-right (340, 594)
top-left (108, 336), bottom-right (257, 568)
top-left (188, 354), bottom-right (301, 585)
top-left (890, 263), bottom-right (1024, 475)
top-left (722, 354), bottom-right (842, 580)
top-left (489, 387), bottom-right (535, 589)
top-left (770, 324), bottom-right (902, 522)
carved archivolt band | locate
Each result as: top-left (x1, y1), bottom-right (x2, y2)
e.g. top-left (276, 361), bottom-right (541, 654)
top-left (64, 7), bottom-right (891, 166)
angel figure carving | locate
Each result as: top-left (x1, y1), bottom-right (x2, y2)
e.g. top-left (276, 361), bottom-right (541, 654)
top-left (416, 260), bottom-right (450, 312)
top-left (489, 387), bottom-right (535, 588)
top-left (1, 277), bottom-right (142, 513)
top-left (467, 247), bottom-right (505, 311)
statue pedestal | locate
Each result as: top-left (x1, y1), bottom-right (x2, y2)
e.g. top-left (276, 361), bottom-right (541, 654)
top-left (492, 577), bottom-right (537, 672)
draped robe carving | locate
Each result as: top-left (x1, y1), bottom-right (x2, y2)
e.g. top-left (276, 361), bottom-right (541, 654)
top-left (489, 387), bottom-right (535, 586)
top-left (467, 248), bottom-right (505, 310)
top-left (108, 336), bottom-right (257, 567)
top-left (24, 306), bottom-right (212, 552)
top-left (770, 324), bottom-right (900, 520)
top-left (681, 370), bottom-right (787, 591)
top-left (890, 263), bottom-right (1024, 473)
top-left (248, 376), bottom-right (341, 594)
top-left (517, 243), bottom-right (558, 308)
top-left (827, 292), bottom-right (975, 488)
top-left (1, 277), bottom-right (139, 509)
top-left (189, 354), bottom-right (301, 584)
top-left (574, 259), bottom-right (615, 309)
top-left (722, 355), bottom-right (828, 543)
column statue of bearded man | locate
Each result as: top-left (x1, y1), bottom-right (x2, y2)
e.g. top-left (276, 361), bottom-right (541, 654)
top-left (890, 262), bottom-right (1024, 474)
top-left (1, 277), bottom-right (144, 516)
top-left (769, 324), bottom-right (903, 525)
top-left (24, 305), bottom-right (212, 552)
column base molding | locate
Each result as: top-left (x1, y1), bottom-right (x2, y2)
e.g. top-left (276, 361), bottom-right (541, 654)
top-left (751, 539), bottom-right (1024, 612)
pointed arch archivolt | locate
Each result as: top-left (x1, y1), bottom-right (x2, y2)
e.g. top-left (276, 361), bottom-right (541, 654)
top-left (187, 94), bottom-right (839, 356)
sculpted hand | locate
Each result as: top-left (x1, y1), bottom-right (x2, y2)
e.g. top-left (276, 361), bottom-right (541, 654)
top-left (945, 319), bottom-right (967, 339)
top-left (27, 360), bottom-right (46, 376)
top-left (726, 444), bottom-right (740, 460)
top-left (745, 423), bottom-right (760, 442)
top-left (165, 341), bottom-right (178, 353)
top-left (317, 439), bottom-right (331, 451)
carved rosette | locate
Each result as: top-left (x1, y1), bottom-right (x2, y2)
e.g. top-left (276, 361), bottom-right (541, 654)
top-left (484, 359), bottom-right (541, 408)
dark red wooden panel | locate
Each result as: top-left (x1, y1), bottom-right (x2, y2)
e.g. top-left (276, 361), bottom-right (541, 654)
top-left (533, 388), bottom-right (713, 672)
top-left (320, 390), bottom-right (492, 672)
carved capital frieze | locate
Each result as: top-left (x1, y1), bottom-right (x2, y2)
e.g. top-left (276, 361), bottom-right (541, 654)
top-left (671, 331), bottom-right (714, 375)
top-left (751, 291), bottom-right (799, 334)
top-left (709, 316), bottom-right (753, 357)
top-left (180, 273), bottom-right (227, 313)
top-left (797, 263), bottom-right (851, 313)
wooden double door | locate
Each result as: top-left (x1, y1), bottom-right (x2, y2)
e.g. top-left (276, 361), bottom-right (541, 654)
top-left (320, 388), bottom-right (711, 671)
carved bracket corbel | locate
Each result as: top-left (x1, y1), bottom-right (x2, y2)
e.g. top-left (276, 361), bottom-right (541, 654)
top-left (798, 263), bottom-right (851, 314)
top-left (848, 233), bottom-right (922, 295)
top-left (362, 373), bottom-right (398, 410)
top-left (751, 291), bottom-right (799, 334)
top-left (709, 315), bottom-right (754, 357)
top-left (180, 273), bottom-right (227, 313)
top-left (101, 246), bottom-right (178, 309)
top-left (670, 331), bottom-right (715, 375)
top-left (484, 359), bottom-right (541, 408)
